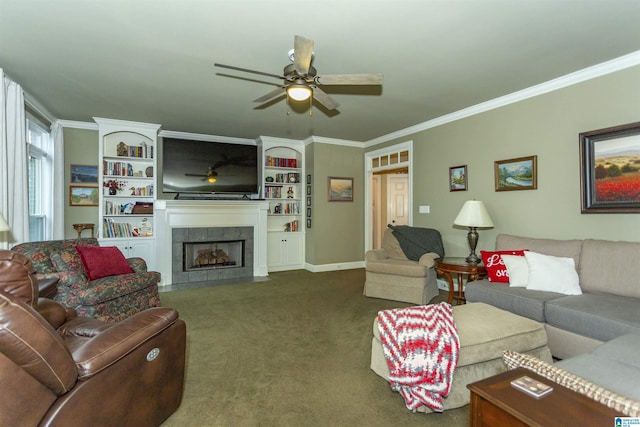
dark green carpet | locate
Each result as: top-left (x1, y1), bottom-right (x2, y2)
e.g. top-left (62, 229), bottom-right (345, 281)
top-left (160, 269), bottom-right (470, 426)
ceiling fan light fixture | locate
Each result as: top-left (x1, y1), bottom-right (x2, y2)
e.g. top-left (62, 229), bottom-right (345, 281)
top-left (287, 84), bottom-right (312, 101)
top-left (207, 170), bottom-right (218, 183)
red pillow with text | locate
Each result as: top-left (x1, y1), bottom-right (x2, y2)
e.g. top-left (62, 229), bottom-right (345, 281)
top-left (75, 245), bottom-right (135, 281)
top-left (480, 250), bottom-right (528, 283)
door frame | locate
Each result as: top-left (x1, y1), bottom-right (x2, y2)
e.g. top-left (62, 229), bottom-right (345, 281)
top-left (364, 140), bottom-right (413, 252)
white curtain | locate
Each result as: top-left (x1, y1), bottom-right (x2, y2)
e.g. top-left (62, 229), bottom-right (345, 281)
top-left (51, 121), bottom-right (65, 239)
top-left (0, 68), bottom-right (28, 249)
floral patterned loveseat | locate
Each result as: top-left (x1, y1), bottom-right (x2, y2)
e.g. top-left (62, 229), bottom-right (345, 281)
top-left (11, 238), bottom-right (161, 322)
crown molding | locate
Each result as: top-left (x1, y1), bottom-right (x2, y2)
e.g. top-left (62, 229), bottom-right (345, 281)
top-left (304, 135), bottom-right (364, 148)
top-left (56, 120), bottom-right (98, 130)
top-left (365, 50), bottom-right (640, 148)
top-left (160, 130), bottom-right (255, 145)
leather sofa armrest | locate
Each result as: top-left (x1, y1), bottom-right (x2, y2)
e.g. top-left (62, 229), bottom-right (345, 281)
top-left (70, 307), bottom-right (179, 379)
top-left (365, 248), bottom-right (388, 262)
top-left (36, 298), bottom-right (74, 329)
top-left (418, 252), bottom-right (439, 268)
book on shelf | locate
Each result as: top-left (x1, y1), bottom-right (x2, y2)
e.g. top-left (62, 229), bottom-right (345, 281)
top-left (510, 375), bottom-right (553, 399)
top-left (265, 156), bottom-right (297, 168)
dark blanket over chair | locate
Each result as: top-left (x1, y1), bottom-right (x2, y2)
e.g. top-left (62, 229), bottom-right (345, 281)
top-left (388, 225), bottom-right (445, 261)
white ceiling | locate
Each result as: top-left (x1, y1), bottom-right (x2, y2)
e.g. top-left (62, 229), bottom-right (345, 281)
top-left (1, 0), bottom-right (639, 142)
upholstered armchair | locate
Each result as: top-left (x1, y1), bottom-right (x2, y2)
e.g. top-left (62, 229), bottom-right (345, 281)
top-left (364, 227), bottom-right (443, 305)
top-left (0, 249), bottom-right (185, 427)
top-left (12, 238), bottom-right (161, 322)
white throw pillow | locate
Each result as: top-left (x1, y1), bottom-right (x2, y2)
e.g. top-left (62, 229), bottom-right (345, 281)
top-left (524, 251), bottom-right (582, 295)
top-left (501, 254), bottom-right (529, 287)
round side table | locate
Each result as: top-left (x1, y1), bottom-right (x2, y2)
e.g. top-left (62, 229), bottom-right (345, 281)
top-left (435, 257), bottom-right (487, 305)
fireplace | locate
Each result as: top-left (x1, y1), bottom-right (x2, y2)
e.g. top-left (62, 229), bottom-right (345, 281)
top-left (171, 226), bottom-right (254, 284)
top-left (183, 240), bottom-right (244, 271)
top-left (154, 200), bottom-right (269, 286)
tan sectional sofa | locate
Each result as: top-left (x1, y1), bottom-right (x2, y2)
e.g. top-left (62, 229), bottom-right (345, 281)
top-left (465, 234), bottom-right (640, 360)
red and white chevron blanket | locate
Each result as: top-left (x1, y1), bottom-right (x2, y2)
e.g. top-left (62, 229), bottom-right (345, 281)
top-left (377, 302), bottom-right (460, 412)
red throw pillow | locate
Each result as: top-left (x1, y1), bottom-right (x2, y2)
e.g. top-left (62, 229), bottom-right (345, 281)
top-left (75, 246), bottom-right (135, 281)
top-left (480, 250), bottom-right (527, 283)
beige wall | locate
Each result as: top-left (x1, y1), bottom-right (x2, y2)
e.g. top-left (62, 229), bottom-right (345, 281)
top-left (306, 142), bottom-right (364, 265)
top-left (63, 128), bottom-right (99, 239)
top-left (59, 65), bottom-right (639, 264)
top-left (370, 65), bottom-right (640, 257)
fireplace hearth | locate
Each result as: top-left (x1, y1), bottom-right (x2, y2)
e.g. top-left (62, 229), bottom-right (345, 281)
top-left (172, 226), bottom-right (253, 284)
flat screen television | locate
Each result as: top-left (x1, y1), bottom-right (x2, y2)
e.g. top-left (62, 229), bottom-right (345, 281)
top-left (161, 137), bottom-right (259, 196)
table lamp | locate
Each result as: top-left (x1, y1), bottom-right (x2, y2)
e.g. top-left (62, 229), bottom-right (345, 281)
top-left (453, 200), bottom-right (494, 264)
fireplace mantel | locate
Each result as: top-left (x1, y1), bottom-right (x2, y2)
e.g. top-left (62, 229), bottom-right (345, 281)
top-left (155, 200), bottom-right (269, 286)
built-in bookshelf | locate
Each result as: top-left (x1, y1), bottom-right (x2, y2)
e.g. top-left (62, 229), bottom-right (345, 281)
top-left (260, 138), bottom-right (305, 272)
top-left (95, 118), bottom-right (160, 269)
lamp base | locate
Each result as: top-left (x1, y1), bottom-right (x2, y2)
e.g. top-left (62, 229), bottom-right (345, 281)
top-left (466, 227), bottom-right (481, 265)
top-left (465, 253), bottom-right (481, 265)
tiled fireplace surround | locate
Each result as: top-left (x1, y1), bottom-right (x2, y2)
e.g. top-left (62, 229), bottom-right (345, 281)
top-left (155, 200), bottom-right (269, 286)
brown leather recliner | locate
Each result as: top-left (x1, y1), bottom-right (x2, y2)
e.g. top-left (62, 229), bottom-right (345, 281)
top-left (0, 250), bottom-right (186, 427)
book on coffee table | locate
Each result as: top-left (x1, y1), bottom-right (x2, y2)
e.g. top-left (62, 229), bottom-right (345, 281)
top-left (510, 375), bottom-right (553, 399)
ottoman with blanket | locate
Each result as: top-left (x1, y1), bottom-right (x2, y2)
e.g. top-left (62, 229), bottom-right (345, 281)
top-left (371, 302), bottom-right (552, 412)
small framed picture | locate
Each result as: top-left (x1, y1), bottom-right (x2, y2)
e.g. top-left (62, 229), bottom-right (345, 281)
top-left (70, 164), bottom-right (98, 183)
top-left (306, 196), bottom-right (311, 206)
top-left (306, 207), bottom-right (311, 217)
top-left (307, 185), bottom-right (311, 195)
top-left (69, 186), bottom-right (99, 206)
top-left (306, 174), bottom-right (311, 185)
top-left (328, 177), bottom-right (353, 202)
top-left (494, 156), bottom-right (538, 191)
top-left (449, 165), bottom-right (467, 192)
top-left (306, 218), bottom-right (312, 228)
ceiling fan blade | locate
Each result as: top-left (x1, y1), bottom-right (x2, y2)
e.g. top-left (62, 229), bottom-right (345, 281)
top-left (293, 35), bottom-right (314, 75)
top-left (316, 73), bottom-right (383, 85)
top-left (185, 173), bottom-right (207, 177)
top-left (214, 63), bottom-right (284, 80)
top-left (312, 86), bottom-right (339, 110)
top-left (254, 87), bottom-right (285, 103)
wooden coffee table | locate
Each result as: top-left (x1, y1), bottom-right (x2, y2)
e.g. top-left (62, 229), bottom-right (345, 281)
top-left (467, 368), bottom-right (621, 426)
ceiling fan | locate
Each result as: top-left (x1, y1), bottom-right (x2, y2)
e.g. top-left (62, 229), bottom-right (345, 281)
top-left (184, 154), bottom-right (257, 183)
top-left (214, 35), bottom-right (383, 111)
top-left (186, 166), bottom-right (218, 183)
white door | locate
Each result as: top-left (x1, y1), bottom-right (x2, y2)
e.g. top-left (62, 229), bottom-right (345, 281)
top-left (387, 174), bottom-right (409, 226)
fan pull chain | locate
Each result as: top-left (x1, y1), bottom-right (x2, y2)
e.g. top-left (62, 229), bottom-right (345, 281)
top-left (309, 96), bottom-right (313, 116)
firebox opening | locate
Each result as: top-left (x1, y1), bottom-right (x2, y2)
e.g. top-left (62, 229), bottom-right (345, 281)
top-left (183, 240), bottom-right (245, 272)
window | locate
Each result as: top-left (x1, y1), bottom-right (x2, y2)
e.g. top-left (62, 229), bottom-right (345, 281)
top-left (26, 113), bottom-right (53, 242)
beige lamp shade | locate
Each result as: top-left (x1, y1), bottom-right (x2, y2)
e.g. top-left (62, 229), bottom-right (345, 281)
top-left (453, 200), bottom-right (494, 228)
top-left (0, 213), bottom-right (9, 232)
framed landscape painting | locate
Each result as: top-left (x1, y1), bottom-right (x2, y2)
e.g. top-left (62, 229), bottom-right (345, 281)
top-left (449, 165), bottom-right (467, 191)
top-left (70, 164), bottom-right (98, 183)
top-left (69, 186), bottom-right (99, 206)
top-left (494, 156), bottom-right (537, 191)
top-left (327, 177), bottom-right (353, 202)
top-left (579, 122), bottom-right (640, 213)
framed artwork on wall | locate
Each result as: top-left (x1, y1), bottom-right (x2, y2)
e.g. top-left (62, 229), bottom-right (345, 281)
top-left (579, 121), bottom-right (640, 213)
top-left (449, 165), bottom-right (467, 191)
top-left (494, 156), bottom-right (537, 191)
top-left (327, 177), bottom-right (353, 202)
top-left (69, 186), bottom-right (99, 206)
top-left (70, 164), bottom-right (98, 183)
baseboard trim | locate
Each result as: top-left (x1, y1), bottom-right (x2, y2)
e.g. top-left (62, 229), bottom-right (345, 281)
top-left (305, 261), bottom-right (365, 272)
